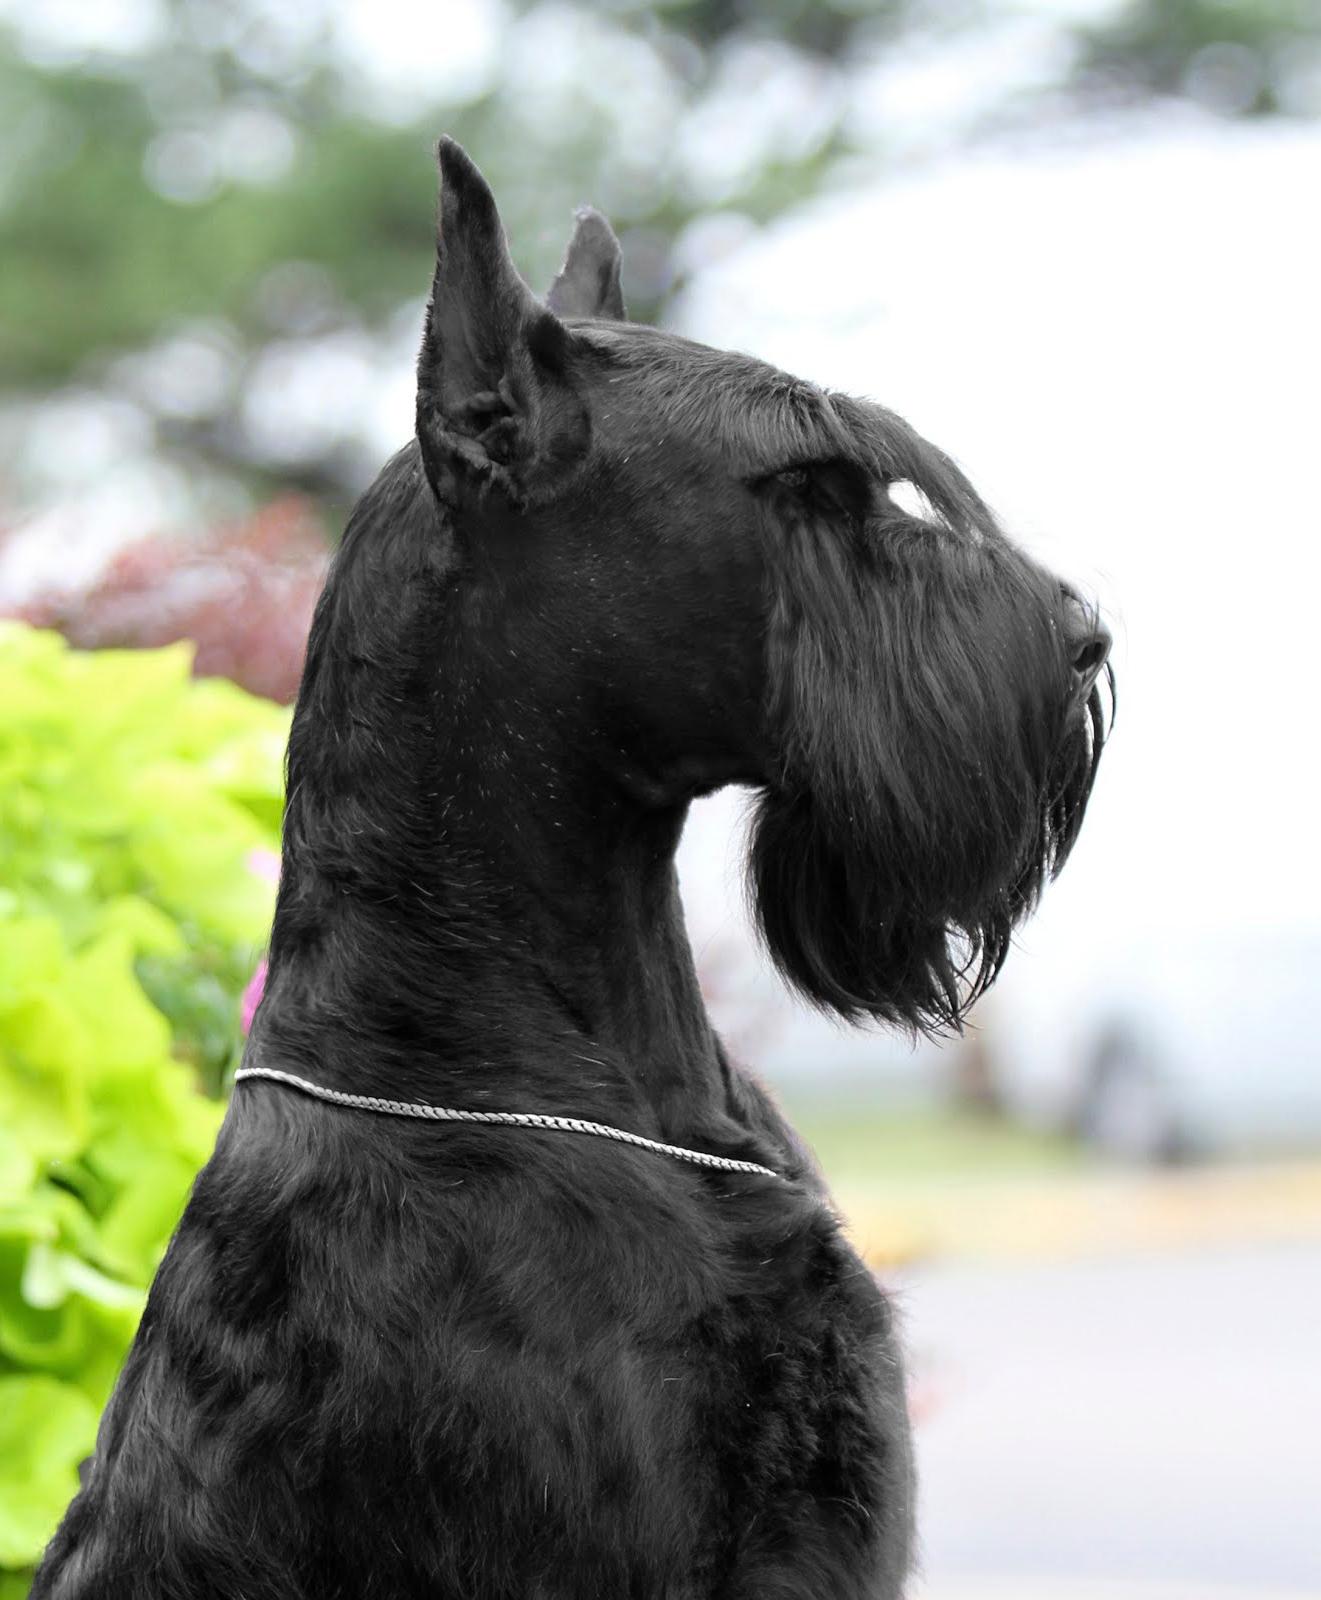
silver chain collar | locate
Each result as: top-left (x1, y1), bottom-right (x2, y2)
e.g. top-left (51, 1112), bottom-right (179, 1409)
top-left (233, 1066), bottom-right (782, 1181)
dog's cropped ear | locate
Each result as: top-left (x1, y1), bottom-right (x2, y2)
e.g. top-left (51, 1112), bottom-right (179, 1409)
top-left (416, 138), bottom-right (586, 506)
top-left (547, 208), bottom-right (626, 321)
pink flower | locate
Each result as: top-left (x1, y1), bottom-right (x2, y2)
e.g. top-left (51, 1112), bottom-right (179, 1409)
top-left (240, 850), bottom-right (279, 1033)
top-left (245, 848), bottom-right (281, 886)
top-left (241, 956), bottom-right (268, 1034)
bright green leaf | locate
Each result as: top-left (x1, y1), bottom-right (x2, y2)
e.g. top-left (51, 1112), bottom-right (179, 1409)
top-left (90, 896), bottom-right (187, 959)
top-left (0, 1129), bottom-right (36, 1205)
top-left (64, 933), bottom-right (172, 1079)
top-left (0, 1375), bottom-right (98, 1566)
top-left (0, 625), bottom-right (282, 1517)
top-left (0, 998), bottom-right (91, 1164)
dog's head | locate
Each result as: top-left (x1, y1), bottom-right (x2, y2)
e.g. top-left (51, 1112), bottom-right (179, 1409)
top-left (410, 140), bottom-right (1112, 1034)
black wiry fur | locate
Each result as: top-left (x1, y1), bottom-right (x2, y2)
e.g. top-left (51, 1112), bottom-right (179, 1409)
top-left (751, 394), bottom-right (1108, 1030)
top-left (34, 139), bottom-right (1109, 1599)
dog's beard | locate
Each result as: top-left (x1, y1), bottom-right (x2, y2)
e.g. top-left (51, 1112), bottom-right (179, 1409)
top-left (748, 501), bottom-right (1111, 1035)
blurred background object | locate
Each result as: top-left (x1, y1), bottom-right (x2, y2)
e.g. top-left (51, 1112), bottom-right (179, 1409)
top-left (2, 1), bottom-right (1320, 1595)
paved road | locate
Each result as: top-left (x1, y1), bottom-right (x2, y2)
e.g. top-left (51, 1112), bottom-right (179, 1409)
top-left (895, 1243), bottom-right (1321, 1596)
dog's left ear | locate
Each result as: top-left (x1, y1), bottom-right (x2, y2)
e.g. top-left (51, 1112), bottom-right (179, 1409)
top-left (547, 208), bottom-right (626, 321)
top-left (416, 138), bottom-right (587, 506)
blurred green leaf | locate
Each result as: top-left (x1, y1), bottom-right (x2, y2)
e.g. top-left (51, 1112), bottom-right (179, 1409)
top-left (0, 1376), bottom-right (99, 1567)
top-left (0, 623), bottom-right (282, 1580)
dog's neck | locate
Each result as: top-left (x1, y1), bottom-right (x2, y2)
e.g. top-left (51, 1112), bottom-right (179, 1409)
top-left (253, 474), bottom-right (725, 1132)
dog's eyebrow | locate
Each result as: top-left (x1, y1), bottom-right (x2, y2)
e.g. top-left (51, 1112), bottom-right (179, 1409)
top-left (576, 324), bottom-right (998, 541)
top-left (758, 383), bottom-right (858, 470)
top-left (697, 379), bottom-right (861, 480)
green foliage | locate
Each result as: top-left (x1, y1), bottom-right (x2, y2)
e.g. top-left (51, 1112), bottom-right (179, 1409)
top-left (0, 624), bottom-right (287, 1584)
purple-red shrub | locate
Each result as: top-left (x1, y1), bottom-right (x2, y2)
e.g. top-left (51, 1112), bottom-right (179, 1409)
top-left (11, 498), bottom-right (328, 704)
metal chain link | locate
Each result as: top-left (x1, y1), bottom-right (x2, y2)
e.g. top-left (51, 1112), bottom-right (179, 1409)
top-left (233, 1066), bottom-right (782, 1180)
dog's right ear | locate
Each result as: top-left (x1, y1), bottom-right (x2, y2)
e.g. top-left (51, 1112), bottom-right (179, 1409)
top-left (416, 139), bottom-right (586, 506)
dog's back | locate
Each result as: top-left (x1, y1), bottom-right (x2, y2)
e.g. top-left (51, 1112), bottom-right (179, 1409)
top-left (35, 1077), bottom-right (910, 1600)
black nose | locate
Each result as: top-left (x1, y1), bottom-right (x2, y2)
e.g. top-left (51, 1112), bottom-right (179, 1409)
top-left (1063, 595), bottom-right (1111, 700)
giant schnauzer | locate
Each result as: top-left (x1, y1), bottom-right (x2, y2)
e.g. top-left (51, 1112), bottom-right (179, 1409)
top-left (35, 140), bottom-right (1111, 1599)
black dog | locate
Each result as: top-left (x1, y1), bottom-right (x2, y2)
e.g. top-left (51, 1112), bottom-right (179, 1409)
top-left (35, 140), bottom-right (1110, 1599)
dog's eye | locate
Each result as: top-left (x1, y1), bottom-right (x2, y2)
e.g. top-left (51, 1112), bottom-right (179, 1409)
top-left (758, 459), bottom-right (871, 521)
top-left (754, 464), bottom-right (819, 498)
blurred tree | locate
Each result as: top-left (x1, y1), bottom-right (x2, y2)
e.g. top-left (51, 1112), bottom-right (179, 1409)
top-left (1071, 0), bottom-right (1321, 117)
top-left (542, 0), bottom-right (919, 60)
top-left (1, 0), bottom-right (1317, 527)
top-left (0, 0), bottom-right (858, 515)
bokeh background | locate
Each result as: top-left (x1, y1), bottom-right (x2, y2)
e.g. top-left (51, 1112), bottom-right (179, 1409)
top-left (2, 2), bottom-right (1319, 1596)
